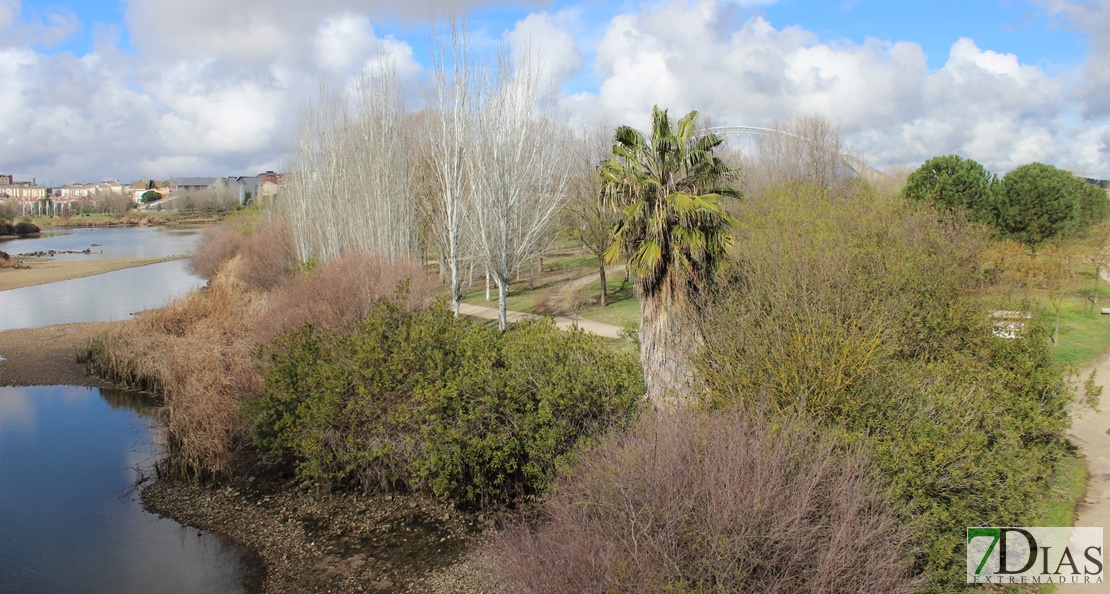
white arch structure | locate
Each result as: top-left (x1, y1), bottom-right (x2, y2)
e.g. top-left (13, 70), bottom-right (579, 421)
top-left (701, 125), bottom-right (886, 179)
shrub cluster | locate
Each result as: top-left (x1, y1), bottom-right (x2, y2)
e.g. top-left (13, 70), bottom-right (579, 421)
top-left (495, 409), bottom-right (922, 593)
top-left (252, 251), bottom-right (439, 346)
top-left (81, 216), bottom-right (440, 480)
top-left (696, 181), bottom-right (1076, 591)
top-left (0, 221), bottom-right (40, 235)
top-left (187, 217), bottom-right (302, 290)
top-left (187, 221), bottom-right (246, 280)
top-left (251, 297), bottom-right (644, 507)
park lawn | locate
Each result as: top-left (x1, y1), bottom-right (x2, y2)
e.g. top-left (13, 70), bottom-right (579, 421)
top-left (1030, 451), bottom-right (1088, 594)
top-left (1049, 299), bottom-right (1110, 366)
top-left (461, 284), bottom-right (544, 313)
top-left (543, 252), bottom-right (600, 271)
top-left (576, 277), bottom-right (641, 330)
top-left (1037, 264), bottom-right (1110, 367)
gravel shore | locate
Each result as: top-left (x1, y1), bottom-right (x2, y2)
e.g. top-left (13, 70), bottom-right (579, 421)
top-left (141, 475), bottom-right (504, 593)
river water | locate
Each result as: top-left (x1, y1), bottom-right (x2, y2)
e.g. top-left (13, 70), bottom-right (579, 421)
top-left (0, 226), bottom-right (264, 592)
top-left (0, 227), bottom-right (206, 331)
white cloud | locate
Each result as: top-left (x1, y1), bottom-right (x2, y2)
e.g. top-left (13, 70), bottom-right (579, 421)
top-left (507, 11), bottom-right (584, 96)
top-left (5, 0), bottom-right (1110, 184)
top-left (565, 0), bottom-right (1107, 177)
top-left (1034, 0), bottom-right (1110, 119)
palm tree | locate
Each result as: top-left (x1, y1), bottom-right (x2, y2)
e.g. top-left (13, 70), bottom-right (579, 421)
top-left (602, 106), bottom-right (740, 407)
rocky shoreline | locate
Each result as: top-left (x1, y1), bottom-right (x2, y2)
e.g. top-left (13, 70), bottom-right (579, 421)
top-left (141, 475), bottom-right (503, 593)
top-left (0, 320), bottom-right (506, 593)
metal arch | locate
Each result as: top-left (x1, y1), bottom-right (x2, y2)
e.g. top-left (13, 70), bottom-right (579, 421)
top-left (700, 125), bottom-right (886, 179)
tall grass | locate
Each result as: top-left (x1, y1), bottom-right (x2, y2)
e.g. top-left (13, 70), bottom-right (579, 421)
top-left (81, 279), bottom-right (263, 478)
top-left (253, 251), bottom-right (439, 346)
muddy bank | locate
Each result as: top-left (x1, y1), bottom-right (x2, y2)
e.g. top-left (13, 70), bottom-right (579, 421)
top-left (0, 256), bottom-right (182, 291)
top-left (142, 476), bottom-right (503, 593)
top-left (0, 321), bottom-right (118, 387)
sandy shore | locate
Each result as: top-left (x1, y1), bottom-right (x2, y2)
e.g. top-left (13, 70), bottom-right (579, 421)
top-left (0, 321), bottom-right (118, 387)
top-left (0, 256), bottom-right (182, 291)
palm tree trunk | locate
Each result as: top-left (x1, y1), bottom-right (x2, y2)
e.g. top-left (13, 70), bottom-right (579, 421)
top-left (639, 291), bottom-right (699, 407)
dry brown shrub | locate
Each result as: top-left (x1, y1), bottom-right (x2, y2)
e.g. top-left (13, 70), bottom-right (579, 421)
top-left (188, 221), bottom-right (247, 280)
top-left (236, 220), bottom-right (298, 291)
top-left (81, 278), bottom-right (265, 478)
top-left (494, 409), bottom-right (921, 594)
top-left (254, 251), bottom-right (440, 345)
top-left (81, 249), bottom-right (441, 479)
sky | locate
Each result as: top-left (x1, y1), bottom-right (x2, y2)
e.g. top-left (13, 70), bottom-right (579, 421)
top-left (2, 0), bottom-right (1109, 186)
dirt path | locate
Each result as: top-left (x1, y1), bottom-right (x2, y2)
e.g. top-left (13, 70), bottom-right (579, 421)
top-left (458, 303), bottom-right (624, 339)
top-left (1067, 271), bottom-right (1110, 592)
top-left (1069, 352), bottom-right (1110, 592)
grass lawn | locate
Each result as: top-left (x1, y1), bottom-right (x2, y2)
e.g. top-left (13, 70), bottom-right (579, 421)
top-left (1049, 299), bottom-right (1110, 366)
top-left (1031, 450), bottom-right (1088, 594)
top-left (996, 265), bottom-right (1110, 368)
top-left (576, 278), bottom-right (641, 329)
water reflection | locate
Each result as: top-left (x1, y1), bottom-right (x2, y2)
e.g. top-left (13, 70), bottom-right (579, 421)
top-left (0, 226), bottom-right (200, 261)
top-left (0, 260), bottom-right (205, 331)
top-left (0, 385), bottom-right (262, 593)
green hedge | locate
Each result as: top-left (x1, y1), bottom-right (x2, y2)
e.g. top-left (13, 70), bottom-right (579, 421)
top-left (251, 295), bottom-right (644, 507)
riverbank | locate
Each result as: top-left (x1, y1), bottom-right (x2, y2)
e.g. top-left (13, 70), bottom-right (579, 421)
top-left (0, 321), bottom-right (118, 387)
top-left (142, 476), bottom-right (501, 593)
top-left (0, 315), bottom-right (503, 593)
top-left (29, 213), bottom-right (222, 228)
top-left (0, 256), bottom-right (182, 291)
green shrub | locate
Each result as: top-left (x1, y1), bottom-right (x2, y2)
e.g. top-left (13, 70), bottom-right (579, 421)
top-left (251, 295), bottom-right (644, 507)
top-left (698, 181), bottom-right (1076, 591)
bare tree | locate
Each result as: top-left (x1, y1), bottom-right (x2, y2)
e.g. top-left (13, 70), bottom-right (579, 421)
top-left (279, 64), bottom-right (416, 264)
top-left (749, 113), bottom-right (856, 196)
top-left (1084, 220), bottom-right (1110, 309)
top-left (419, 19), bottom-right (477, 316)
top-left (466, 47), bottom-right (575, 330)
top-left (567, 122), bottom-right (619, 306)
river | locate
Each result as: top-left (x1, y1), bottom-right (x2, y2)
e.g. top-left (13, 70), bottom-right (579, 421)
top-left (0, 227), bottom-right (206, 332)
top-left (0, 226), bottom-right (264, 592)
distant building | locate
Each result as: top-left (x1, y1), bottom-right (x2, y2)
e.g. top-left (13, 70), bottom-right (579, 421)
top-left (169, 177), bottom-right (220, 193)
top-left (224, 176), bottom-right (264, 205)
top-left (130, 179), bottom-right (167, 191)
top-left (1082, 177), bottom-right (1109, 190)
top-left (0, 177), bottom-right (47, 201)
top-left (257, 170), bottom-right (284, 185)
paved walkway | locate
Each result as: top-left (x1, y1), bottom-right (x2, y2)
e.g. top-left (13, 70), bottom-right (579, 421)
top-left (457, 303), bottom-right (624, 339)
